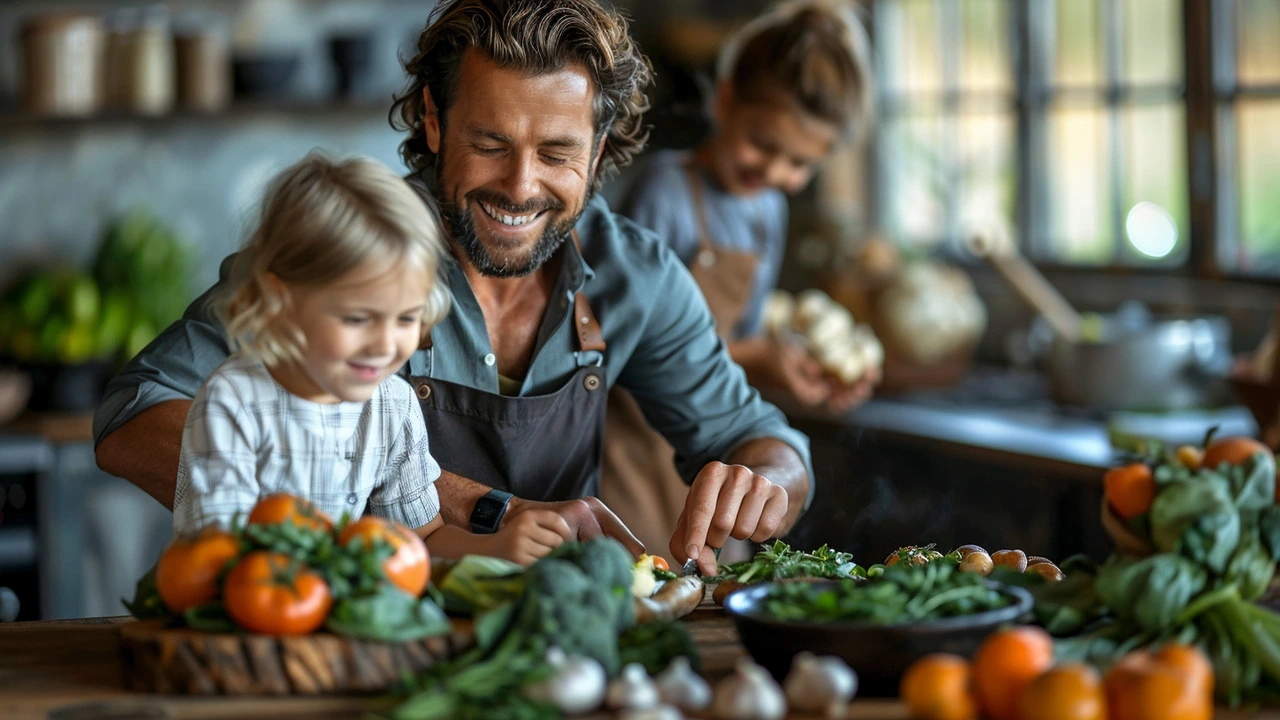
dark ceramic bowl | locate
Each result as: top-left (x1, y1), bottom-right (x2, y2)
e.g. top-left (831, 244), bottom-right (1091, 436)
top-left (723, 579), bottom-right (1034, 697)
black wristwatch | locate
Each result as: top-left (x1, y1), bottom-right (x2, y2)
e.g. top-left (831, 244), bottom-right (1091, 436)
top-left (469, 489), bottom-right (513, 534)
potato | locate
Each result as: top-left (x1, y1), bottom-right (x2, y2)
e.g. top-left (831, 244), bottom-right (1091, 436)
top-left (1026, 562), bottom-right (1065, 582)
top-left (958, 551), bottom-right (994, 577)
top-left (955, 544), bottom-right (986, 557)
top-left (991, 549), bottom-right (1028, 573)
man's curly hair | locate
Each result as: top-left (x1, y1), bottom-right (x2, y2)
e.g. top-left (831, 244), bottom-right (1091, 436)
top-left (389, 0), bottom-right (653, 195)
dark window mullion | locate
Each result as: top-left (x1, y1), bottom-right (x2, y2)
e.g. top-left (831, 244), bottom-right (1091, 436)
top-left (1185, 0), bottom-right (1219, 275)
top-left (1105, 0), bottom-right (1126, 264)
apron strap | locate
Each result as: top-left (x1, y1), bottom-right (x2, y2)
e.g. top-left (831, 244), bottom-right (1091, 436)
top-left (683, 161), bottom-right (717, 255)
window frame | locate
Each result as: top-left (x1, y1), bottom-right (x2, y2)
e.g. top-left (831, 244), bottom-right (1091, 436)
top-left (866, 0), bottom-right (1275, 285)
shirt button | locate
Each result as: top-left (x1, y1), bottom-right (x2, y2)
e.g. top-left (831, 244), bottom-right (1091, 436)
top-left (484, 353), bottom-right (496, 366)
top-left (346, 493), bottom-right (358, 505)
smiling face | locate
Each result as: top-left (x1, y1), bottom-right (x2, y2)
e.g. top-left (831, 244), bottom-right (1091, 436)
top-left (705, 82), bottom-right (840, 197)
top-left (271, 260), bottom-right (431, 404)
top-left (424, 50), bottom-right (602, 278)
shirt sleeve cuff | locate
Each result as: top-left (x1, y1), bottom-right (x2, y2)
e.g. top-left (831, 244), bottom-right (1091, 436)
top-left (370, 484), bottom-right (440, 530)
top-left (93, 381), bottom-right (192, 449)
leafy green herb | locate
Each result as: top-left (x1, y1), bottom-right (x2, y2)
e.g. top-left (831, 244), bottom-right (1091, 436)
top-left (184, 603), bottom-right (236, 632)
top-left (122, 566), bottom-right (166, 619)
top-left (326, 585), bottom-right (451, 642)
top-left (714, 540), bottom-right (863, 584)
top-left (761, 562), bottom-right (1012, 624)
top-left (618, 620), bottom-right (700, 675)
top-left (653, 568), bottom-right (679, 582)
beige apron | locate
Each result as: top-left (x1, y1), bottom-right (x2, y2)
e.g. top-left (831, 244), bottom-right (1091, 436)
top-left (600, 162), bottom-right (762, 566)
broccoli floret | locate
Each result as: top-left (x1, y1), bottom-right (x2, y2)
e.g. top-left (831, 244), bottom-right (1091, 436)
top-left (522, 557), bottom-right (623, 674)
top-left (546, 538), bottom-right (636, 631)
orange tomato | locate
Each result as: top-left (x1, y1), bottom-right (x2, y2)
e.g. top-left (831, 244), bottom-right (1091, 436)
top-left (1104, 463), bottom-right (1155, 520)
top-left (651, 556), bottom-right (670, 571)
top-left (1202, 436), bottom-right (1269, 470)
top-left (1016, 663), bottom-right (1105, 720)
top-left (900, 653), bottom-right (978, 720)
top-left (1152, 644), bottom-right (1215, 703)
top-left (1174, 445), bottom-right (1203, 471)
top-left (338, 516), bottom-right (431, 597)
top-left (155, 527), bottom-right (240, 614)
top-left (247, 494), bottom-right (334, 532)
top-left (223, 551), bottom-right (332, 635)
top-left (971, 627), bottom-right (1055, 720)
top-left (1104, 650), bottom-right (1212, 720)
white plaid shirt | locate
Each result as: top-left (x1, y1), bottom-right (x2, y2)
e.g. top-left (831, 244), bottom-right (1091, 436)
top-left (173, 354), bottom-right (441, 533)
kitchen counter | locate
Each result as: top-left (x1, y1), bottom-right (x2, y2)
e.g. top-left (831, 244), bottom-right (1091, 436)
top-left (1, 612), bottom-right (1274, 720)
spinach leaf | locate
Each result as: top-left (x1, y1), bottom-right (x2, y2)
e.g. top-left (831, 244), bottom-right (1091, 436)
top-left (1226, 532), bottom-right (1276, 602)
top-left (1095, 554), bottom-right (1206, 633)
top-left (1225, 452), bottom-right (1277, 512)
top-left (1150, 472), bottom-right (1241, 573)
top-left (326, 585), bottom-right (451, 642)
top-left (122, 565), bottom-right (168, 620)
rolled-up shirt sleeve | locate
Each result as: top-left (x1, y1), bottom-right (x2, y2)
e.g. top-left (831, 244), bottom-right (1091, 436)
top-left (92, 256), bottom-right (237, 448)
top-left (615, 250), bottom-right (816, 511)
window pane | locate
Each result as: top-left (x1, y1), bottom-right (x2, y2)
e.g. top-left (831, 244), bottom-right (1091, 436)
top-left (1122, 0), bottom-right (1182, 85)
top-left (960, 0), bottom-right (1011, 93)
top-left (1055, 0), bottom-right (1101, 87)
top-left (1121, 104), bottom-right (1187, 265)
top-left (1045, 108), bottom-right (1113, 263)
top-left (958, 113), bottom-right (1016, 237)
top-left (878, 0), bottom-right (944, 95)
top-left (1238, 0), bottom-right (1280, 86)
top-left (882, 114), bottom-right (946, 246)
top-left (1236, 101), bottom-right (1280, 272)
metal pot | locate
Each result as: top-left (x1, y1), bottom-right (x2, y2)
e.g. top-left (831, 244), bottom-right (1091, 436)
top-left (1031, 313), bottom-right (1233, 412)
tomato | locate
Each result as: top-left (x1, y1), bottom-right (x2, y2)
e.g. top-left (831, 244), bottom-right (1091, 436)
top-left (223, 551), bottom-right (332, 635)
top-left (1202, 436), bottom-right (1270, 469)
top-left (1104, 463), bottom-right (1155, 520)
top-left (900, 653), bottom-right (978, 720)
top-left (1152, 644), bottom-right (1214, 704)
top-left (155, 527), bottom-right (240, 614)
top-left (651, 556), bottom-right (669, 571)
top-left (1016, 663), bottom-right (1105, 720)
top-left (338, 516), bottom-right (431, 597)
top-left (1104, 650), bottom-right (1212, 720)
top-left (247, 494), bottom-right (333, 532)
top-left (971, 627), bottom-right (1054, 720)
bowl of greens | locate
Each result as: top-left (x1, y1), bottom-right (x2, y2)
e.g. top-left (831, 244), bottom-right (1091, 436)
top-left (722, 562), bottom-right (1033, 696)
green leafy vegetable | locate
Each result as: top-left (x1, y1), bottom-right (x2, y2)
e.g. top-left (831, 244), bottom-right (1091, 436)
top-left (184, 603), bottom-right (236, 632)
top-left (1094, 554), bottom-right (1207, 633)
top-left (437, 555), bottom-right (526, 615)
top-left (761, 562), bottom-right (1012, 624)
top-left (326, 585), bottom-right (451, 642)
top-left (122, 566), bottom-right (166, 619)
top-left (714, 540), bottom-right (863, 584)
top-left (618, 620), bottom-right (700, 675)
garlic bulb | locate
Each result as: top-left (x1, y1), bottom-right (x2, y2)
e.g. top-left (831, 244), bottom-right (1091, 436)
top-left (607, 663), bottom-right (659, 710)
top-left (656, 657), bottom-right (711, 712)
top-left (619, 704), bottom-right (684, 720)
top-left (762, 291), bottom-right (796, 337)
top-left (783, 652), bottom-right (859, 718)
top-left (523, 647), bottom-right (607, 714)
top-left (712, 658), bottom-right (786, 720)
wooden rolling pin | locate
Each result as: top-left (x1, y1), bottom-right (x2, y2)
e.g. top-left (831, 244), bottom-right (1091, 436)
top-left (967, 227), bottom-right (1083, 343)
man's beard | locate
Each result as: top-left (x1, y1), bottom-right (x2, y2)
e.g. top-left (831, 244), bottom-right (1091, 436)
top-left (434, 158), bottom-right (589, 279)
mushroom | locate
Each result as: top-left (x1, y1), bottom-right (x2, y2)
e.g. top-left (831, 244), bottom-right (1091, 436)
top-left (523, 647), bottom-right (607, 714)
top-left (784, 652), bottom-right (859, 718)
top-left (712, 658), bottom-right (787, 720)
top-left (607, 663), bottom-right (660, 710)
top-left (656, 657), bottom-right (711, 712)
top-left (958, 550), bottom-right (994, 577)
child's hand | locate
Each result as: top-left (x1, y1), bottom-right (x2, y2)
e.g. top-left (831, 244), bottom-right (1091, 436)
top-left (491, 509), bottom-right (573, 565)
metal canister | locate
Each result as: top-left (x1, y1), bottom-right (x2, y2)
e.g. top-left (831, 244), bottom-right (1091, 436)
top-left (21, 13), bottom-right (105, 116)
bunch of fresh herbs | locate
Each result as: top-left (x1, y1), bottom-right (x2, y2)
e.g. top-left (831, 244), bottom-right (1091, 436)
top-left (714, 540), bottom-right (864, 584)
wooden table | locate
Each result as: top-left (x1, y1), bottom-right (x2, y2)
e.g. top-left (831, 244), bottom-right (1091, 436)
top-left (0, 612), bottom-right (1274, 720)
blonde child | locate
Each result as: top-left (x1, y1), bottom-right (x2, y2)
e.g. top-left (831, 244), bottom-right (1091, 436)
top-left (173, 153), bottom-right (571, 565)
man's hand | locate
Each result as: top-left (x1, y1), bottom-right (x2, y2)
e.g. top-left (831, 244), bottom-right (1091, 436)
top-left (670, 462), bottom-right (789, 576)
top-left (504, 496), bottom-right (646, 559)
top-left (734, 337), bottom-right (831, 408)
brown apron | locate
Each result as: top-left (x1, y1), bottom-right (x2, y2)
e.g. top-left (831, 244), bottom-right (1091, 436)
top-left (600, 162), bottom-right (762, 565)
top-left (409, 233), bottom-right (610, 501)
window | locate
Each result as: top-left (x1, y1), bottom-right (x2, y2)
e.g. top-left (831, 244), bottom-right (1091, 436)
top-left (871, 0), bottom-right (1260, 272)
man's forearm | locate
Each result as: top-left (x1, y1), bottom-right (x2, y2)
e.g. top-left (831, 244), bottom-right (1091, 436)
top-left (94, 400), bottom-right (191, 510)
top-left (726, 437), bottom-right (809, 534)
top-left (434, 469), bottom-right (493, 527)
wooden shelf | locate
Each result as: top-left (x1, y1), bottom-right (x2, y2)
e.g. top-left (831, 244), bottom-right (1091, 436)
top-left (0, 97), bottom-right (391, 130)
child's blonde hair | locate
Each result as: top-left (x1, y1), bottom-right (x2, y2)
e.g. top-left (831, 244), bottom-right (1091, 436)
top-left (716, 0), bottom-right (874, 142)
top-left (220, 152), bottom-right (451, 367)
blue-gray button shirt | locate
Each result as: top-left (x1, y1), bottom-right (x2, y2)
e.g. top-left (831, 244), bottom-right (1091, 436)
top-left (93, 192), bottom-right (814, 500)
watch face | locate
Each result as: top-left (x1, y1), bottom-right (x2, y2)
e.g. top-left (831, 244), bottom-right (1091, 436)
top-left (471, 492), bottom-right (509, 534)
